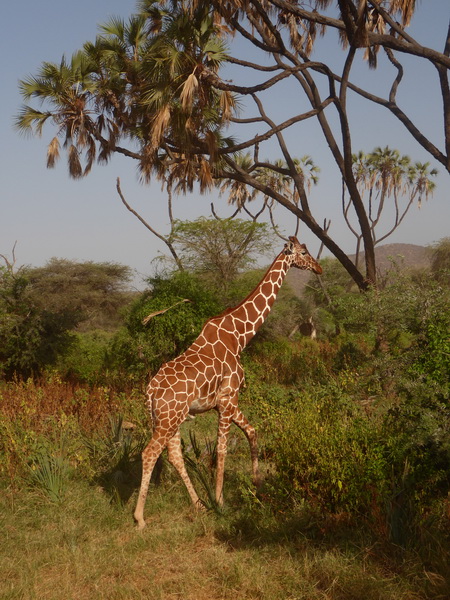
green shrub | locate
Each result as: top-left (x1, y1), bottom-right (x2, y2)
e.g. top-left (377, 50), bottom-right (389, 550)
top-left (109, 271), bottom-right (222, 379)
top-left (411, 313), bottom-right (450, 387)
top-left (245, 336), bottom-right (449, 545)
top-left (82, 414), bottom-right (149, 504)
top-left (244, 338), bottom-right (334, 386)
top-left (56, 330), bottom-right (113, 384)
top-left (27, 434), bottom-right (72, 503)
top-left (257, 384), bottom-right (389, 515)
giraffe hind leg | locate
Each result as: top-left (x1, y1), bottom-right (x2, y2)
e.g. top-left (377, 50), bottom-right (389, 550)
top-left (134, 432), bottom-right (168, 529)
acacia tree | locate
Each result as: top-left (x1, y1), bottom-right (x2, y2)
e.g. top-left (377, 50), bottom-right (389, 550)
top-left (16, 0), bottom-right (449, 289)
top-left (171, 217), bottom-right (275, 294)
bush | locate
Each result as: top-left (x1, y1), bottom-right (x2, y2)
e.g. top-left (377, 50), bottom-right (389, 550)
top-left (255, 383), bottom-right (389, 515)
top-left (244, 338), bottom-right (335, 386)
top-left (0, 267), bottom-right (77, 379)
top-left (56, 330), bottom-right (114, 384)
top-left (109, 271), bottom-right (223, 379)
top-left (243, 321), bottom-right (449, 545)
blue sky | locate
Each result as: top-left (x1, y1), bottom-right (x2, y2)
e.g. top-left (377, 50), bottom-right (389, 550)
top-left (2, 0), bottom-right (449, 287)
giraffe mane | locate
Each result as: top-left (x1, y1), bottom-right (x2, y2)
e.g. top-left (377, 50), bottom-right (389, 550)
top-left (207, 251), bottom-right (285, 321)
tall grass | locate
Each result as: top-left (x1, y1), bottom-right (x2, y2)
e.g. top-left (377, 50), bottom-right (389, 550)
top-left (0, 376), bottom-right (147, 480)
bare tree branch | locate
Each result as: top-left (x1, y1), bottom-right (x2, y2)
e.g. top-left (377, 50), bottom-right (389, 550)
top-left (116, 178), bottom-right (184, 271)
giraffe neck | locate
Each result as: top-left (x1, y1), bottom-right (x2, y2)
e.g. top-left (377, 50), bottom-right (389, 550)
top-left (220, 251), bottom-right (293, 351)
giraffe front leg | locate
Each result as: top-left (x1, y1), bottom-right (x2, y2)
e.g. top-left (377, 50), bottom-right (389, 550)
top-left (232, 408), bottom-right (260, 488)
top-left (215, 410), bottom-right (233, 506)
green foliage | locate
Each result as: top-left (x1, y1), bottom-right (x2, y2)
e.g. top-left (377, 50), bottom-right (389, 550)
top-left (27, 258), bottom-right (134, 331)
top-left (332, 340), bottom-right (366, 371)
top-left (27, 434), bottom-right (72, 503)
top-left (224, 267), bottom-right (263, 307)
top-left (411, 313), bottom-right (450, 387)
top-left (429, 236), bottom-right (450, 284)
top-left (56, 330), bottom-right (113, 384)
top-left (244, 353), bottom-right (449, 547)
top-left (0, 258), bottom-right (133, 379)
top-left (109, 270), bottom-right (223, 378)
top-left (83, 415), bottom-right (149, 505)
top-left (254, 382), bottom-right (389, 514)
top-left (0, 265), bottom-right (76, 378)
top-left (306, 256), bottom-right (356, 307)
top-left (244, 337), bottom-right (334, 386)
top-left (311, 256), bottom-right (450, 368)
top-left (183, 431), bottom-right (221, 512)
top-left (259, 281), bottom-right (310, 341)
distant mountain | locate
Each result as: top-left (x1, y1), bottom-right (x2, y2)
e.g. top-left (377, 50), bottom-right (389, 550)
top-left (286, 243), bottom-right (431, 296)
top-left (361, 243), bottom-right (431, 273)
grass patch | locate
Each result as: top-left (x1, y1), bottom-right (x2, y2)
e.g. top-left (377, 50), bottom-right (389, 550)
top-left (1, 477), bottom-right (444, 600)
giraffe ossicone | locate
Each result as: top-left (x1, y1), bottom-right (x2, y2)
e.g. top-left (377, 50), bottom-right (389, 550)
top-left (134, 236), bottom-right (322, 528)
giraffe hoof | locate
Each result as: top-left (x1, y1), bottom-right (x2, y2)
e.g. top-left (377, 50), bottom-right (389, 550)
top-left (135, 517), bottom-right (146, 530)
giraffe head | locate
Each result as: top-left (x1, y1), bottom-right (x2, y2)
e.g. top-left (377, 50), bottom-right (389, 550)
top-left (284, 236), bottom-right (323, 274)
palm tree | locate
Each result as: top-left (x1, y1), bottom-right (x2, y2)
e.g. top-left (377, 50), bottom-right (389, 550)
top-left (16, 1), bottom-right (236, 188)
top-left (219, 154), bottom-right (320, 239)
top-left (344, 146), bottom-right (438, 267)
top-left (16, 53), bottom-right (100, 178)
top-left (134, 0), bottom-right (237, 187)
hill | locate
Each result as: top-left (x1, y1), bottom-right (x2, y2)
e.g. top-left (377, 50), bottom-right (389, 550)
top-left (286, 243), bottom-right (431, 295)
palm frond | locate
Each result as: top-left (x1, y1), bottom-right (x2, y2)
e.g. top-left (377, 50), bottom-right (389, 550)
top-left (100, 16), bottom-right (126, 40)
top-left (46, 137), bottom-right (61, 168)
top-left (15, 106), bottom-right (53, 136)
top-left (198, 158), bottom-right (214, 192)
top-left (68, 144), bottom-right (83, 178)
top-left (151, 104), bottom-right (171, 147)
top-left (179, 71), bottom-right (199, 111)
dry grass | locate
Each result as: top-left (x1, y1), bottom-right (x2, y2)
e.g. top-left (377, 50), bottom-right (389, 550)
top-left (0, 477), bottom-right (437, 600)
top-left (0, 377), bottom-right (145, 434)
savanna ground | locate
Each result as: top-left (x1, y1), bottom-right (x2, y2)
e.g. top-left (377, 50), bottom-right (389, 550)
top-left (1, 373), bottom-right (448, 600)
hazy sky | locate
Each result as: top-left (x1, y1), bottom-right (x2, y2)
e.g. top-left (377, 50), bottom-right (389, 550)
top-left (2, 0), bottom-right (449, 287)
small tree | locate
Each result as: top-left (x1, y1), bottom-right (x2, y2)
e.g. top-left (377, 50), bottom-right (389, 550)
top-left (0, 264), bottom-right (75, 379)
top-left (27, 258), bottom-right (133, 331)
top-left (171, 217), bottom-right (276, 297)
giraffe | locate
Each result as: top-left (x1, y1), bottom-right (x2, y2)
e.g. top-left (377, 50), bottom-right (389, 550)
top-left (134, 236), bottom-right (322, 528)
